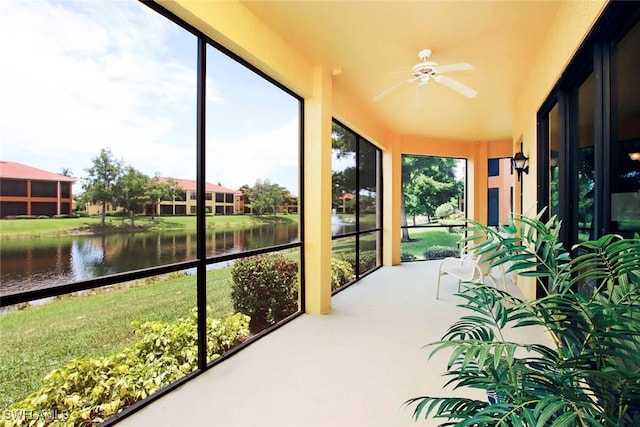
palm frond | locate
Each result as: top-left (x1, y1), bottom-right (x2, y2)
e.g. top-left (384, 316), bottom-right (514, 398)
top-left (410, 211), bottom-right (640, 426)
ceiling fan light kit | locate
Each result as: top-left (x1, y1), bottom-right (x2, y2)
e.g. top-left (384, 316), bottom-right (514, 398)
top-left (374, 48), bottom-right (477, 102)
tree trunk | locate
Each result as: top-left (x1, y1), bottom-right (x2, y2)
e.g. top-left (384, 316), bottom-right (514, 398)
top-left (401, 192), bottom-right (410, 242)
top-left (101, 201), bottom-right (106, 227)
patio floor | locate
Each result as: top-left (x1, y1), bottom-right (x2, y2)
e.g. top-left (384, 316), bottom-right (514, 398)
top-left (117, 261), bottom-right (546, 427)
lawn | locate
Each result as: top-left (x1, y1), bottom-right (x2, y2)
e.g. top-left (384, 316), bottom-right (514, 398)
top-left (0, 214), bottom-right (299, 239)
top-left (0, 267), bottom-right (235, 410)
top-left (400, 228), bottom-right (462, 260)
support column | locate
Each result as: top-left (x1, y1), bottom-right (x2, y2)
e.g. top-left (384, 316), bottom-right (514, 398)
top-left (382, 134), bottom-right (401, 266)
top-left (303, 66), bottom-right (332, 314)
top-left (469, 141), bottom-right (489, 225)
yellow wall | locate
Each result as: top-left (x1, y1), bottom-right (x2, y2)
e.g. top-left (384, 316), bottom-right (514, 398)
top-left (511, 0), bottom-right (608, 299)
top-left (157, 0), bottom-right (313, 98)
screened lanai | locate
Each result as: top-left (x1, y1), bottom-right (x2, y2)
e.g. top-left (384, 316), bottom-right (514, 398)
top-left (2, 1), bottom-right (639, 425)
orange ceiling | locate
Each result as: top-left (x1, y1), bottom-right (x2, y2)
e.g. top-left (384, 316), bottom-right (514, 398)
top-left (240, 0), bottom-right (562, 141)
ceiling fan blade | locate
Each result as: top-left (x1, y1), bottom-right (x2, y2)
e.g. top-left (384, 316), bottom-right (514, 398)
top-left (434, 75), bottom-right (478, 98)
top-left (374, 76), bottom-right (420, 102)
top-left (435, 63), bottom-right (474, 73)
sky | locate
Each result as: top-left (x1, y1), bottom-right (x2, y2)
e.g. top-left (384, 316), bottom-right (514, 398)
top-left (0, 0), bottom-right (300, 194)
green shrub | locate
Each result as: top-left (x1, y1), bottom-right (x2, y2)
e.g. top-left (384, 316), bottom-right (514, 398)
top-left (5, 310), bottom-right (249, 426)
top-left (336, 250), bottom-right (377, 274)
top-left (230, 254), bottom-right (299, 331)
top-left (423, 245), bottom-right (459, 260)
top-left (401, 252), bottom-right (417, 262)
top-left (434, 203), bottom-right (455, 219)
top-left (331, 258), bottom-right (355, 290)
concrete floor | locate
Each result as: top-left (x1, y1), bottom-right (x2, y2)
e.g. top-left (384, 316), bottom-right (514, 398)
top-left (117, 261), bottom-right (542, 427)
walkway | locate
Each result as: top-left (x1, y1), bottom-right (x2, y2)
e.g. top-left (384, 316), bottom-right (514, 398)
top-left (118, 261), bottom-right (544, 427)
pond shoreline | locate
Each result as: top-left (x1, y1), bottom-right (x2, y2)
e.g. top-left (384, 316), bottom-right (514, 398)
top-left (0, 214), bottom-right (299, 240)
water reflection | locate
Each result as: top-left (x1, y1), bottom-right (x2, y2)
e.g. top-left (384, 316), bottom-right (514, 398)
top-left (0, 223), bottom-right (298, 295)
top-left (331, 210), bottom-right (356, 236)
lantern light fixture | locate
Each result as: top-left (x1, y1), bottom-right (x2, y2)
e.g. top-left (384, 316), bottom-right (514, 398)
top-left (512, 151), bottom-right (529, 180)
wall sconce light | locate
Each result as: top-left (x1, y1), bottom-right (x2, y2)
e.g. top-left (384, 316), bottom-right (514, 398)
top-left (512, 151), bottom-right (529, 180)
top-left (628, 152), bottom-right (640, 161)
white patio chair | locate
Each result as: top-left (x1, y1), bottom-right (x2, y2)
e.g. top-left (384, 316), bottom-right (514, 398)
top-left (435, 247), bottom-right (507, 299)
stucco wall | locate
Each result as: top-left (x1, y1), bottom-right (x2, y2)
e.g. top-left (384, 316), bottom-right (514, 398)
top-left (511, 0), bottom-right (608, 299)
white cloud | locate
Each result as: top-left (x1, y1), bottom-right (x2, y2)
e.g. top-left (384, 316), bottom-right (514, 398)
top-left (0, 0), bottom-right (299, 194)
top-left (207, 118), bottom-right (299, 193)
top-left (0, 0), bottom-right (196, 178)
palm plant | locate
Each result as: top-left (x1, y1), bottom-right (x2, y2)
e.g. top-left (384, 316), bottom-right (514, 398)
top-left (407, 211), bottom-right (640, 426)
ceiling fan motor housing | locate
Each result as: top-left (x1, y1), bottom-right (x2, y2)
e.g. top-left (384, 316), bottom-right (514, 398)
top-left (412, 62), bottom-right (438, 78)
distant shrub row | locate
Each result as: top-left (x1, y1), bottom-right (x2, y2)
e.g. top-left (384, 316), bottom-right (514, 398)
top-left (424, 245), bottom-right (459, 260)
top-left (3, 214), bottom-right (79, 220)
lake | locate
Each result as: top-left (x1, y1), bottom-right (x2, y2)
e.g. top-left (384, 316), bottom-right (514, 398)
top-left (0, 223), bottom-right (299, 296)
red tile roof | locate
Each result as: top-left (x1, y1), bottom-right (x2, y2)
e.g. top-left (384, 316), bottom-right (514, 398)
top-left (0, 161), bottom-right (76, 182)
top-left (156, 177), bottom-right (240, 194)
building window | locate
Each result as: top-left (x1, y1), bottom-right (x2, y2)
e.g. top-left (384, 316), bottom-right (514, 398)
top-left (0, 179), bottom-right (27, 197)
top-left (30, 181), bottom-right (57, 198)
top-left (60, 182), bottom-right (70, 198)
top-left (31, 202), bottom-right (57, 216)
top-left (488, 188), bottom-right (499, 226)
top-left (488, 158), bottom-right (500, 177)
top-left (215, 193), bottom-right (224, 203)
top-left (611, 15), bottom-right (640, 233)
top-left (538, 2), bottom-right (640, 250)
top-left (0, 202), bottom-right (27, 216)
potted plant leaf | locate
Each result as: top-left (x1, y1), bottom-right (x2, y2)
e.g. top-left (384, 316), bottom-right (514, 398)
top-left (406, 211), bottom-right (640, 426)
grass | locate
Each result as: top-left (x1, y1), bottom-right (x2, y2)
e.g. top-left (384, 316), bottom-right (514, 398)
top-left (0, 214), bottom-right (299, 239)
top-left (0, 267), bottom-right (236, 410)
top-left (400, 228), bottom-right (462, 260)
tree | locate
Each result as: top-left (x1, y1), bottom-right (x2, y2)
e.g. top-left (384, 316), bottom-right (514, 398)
top-left (331, 123), bottom-right (357, 211)
top-left (113, 166), bottom-right (150, 227)
top-left (239, 184), bottom-right (251, 205)
top-left (247, 179), bottom-right (287, 217)
top-left (83, 148), bottom-right (123, 226)
top-left (330, 122), bottom-right (379, 209)
top-left (147, 176), bottom-right (181, 220)
top-left (401, 155), bottom-right (463, 242)
top-left (60, 167), bottom-right (73, 177)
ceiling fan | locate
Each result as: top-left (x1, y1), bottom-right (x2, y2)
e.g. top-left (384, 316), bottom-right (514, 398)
top-left (374, 49), bottom-right (477, 102)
